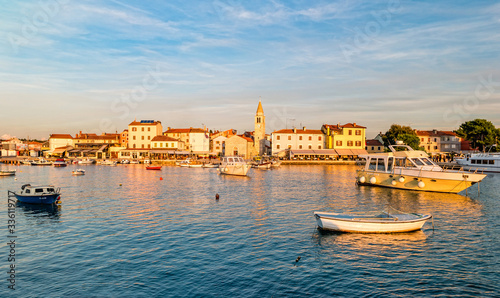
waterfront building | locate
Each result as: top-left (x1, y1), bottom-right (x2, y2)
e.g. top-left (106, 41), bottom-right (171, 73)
top-left (48, 134), bottom-right (74, 153)
top-left (271, 127), bottom-right (324, 155)
top-left (322, 123), bottom-right (367, 157)
top-left (120, 129), bottom-right (128, 147)
top-left (72, 132), bottom-right (122, 159)
top-left (366, 139), bottom-right (385, 153)
top-left (212, 135), bottom-right (227, 156)
top-left (149, 135), bottom-right (183, 159)
top-left (128, 120), bottom-right (163, 150)
top-left (416, 130), bottom-right (461, 154)
top-left (224, 135), bottom-right (255, 159)
top-left (164, 127), bottom-right (210, 154)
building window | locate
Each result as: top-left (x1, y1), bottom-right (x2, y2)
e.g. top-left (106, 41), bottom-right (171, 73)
top-left (133, 136), bottom-right (136, 140)
top-left (349, 130), bottom-right (352, 135)
top-left (336, 140), bottom-right (342, 146)
top-left (299, 136), bottom-right (302, 141)
top-left (288, 136), bottom-right (291, 141)
top-left (318, 145), bottom-right (322, 149)
top-left (277, 144), bottom-right (280, 149)
top-left (299, 145), bottom-right (302, 149)
top-left (148, 127), bottom-right (150, 131)
top-left (257, 117), bottom-right (261, 123)
top-left (347, 141), bottom-right (353, 146)
top-left (154, 143), bottom-right (157, 148)
top-left (133, 144), bottom-right (136, 148)
top-left (277, 136), bottom-right (280, 141)
top-left (355, 141), bottom-right (361, 147)
top-left (318, 136), bottom-right (322, 141)
top-left (142, 127), bottom-right (144, 131)
top-left (132, 127), bottom-right (137, 132)
top-left (421, 138), bottom-right (424, 142)
top-left (148, 136), bottom-right (151, 140)
top-left (148, 144), bottom-right (150, 148)
top-left (308, 145), bottom-right (312, 149)
top-left (428, 138), bottom-right (430, 142)
top-left (371, 146), bottom-right (374, 150)
top-left (216, 141), bottom-right (220, 144)
top-left (308, 136), bottom-right (312, 141)
top-left (434, 146), bottom-right (438, 150)
top-left (142, 144), bottom-right (144, 148)
top-left (141, 136), bottom-right (144, 140)
top-left (355, 130), bottom-right (361, 135)
top-left (434, 138), bottom-right (437, 142)
top-left (378, 147), bottom-right (381, 150)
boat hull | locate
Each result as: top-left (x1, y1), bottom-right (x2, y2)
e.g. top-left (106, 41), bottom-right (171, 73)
top-left (13, 193), bottom-right (60, 205)
top-left (356, 169), bottom-right (485, 193)
top-left (314, 212), bottom-right (431, 233)
top-left (146, 166), bottom-right (161, 170)
top-left (0, 171), bottom-right (16, 176)
top-left (218, 165), bottom-right (251, 176)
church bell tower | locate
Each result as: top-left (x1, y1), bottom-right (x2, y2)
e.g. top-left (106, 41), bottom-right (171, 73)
top-left (254, 98), bottom-right (266, 156)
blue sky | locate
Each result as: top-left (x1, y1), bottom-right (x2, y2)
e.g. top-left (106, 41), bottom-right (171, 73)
top-left (1, 0), bottom-right (499, 139)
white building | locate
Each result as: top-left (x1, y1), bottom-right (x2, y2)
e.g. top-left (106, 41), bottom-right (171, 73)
top-left (271, 127), bottom-right (325, 155)
top-left (212, 135), bottom-right (227, 156)
top-left (48, 134), bottom-right (74, 152)
top-left (164, 128), bottom-right (209, 154)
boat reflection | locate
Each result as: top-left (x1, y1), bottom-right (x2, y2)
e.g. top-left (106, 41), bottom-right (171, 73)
top-left (16, 201), bottom-right (61, 221)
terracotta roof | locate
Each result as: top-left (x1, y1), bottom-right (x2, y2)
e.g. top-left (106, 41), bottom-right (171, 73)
top-left (74, 133), bottom-right (119, 140)
top-left (416, 130), bottom-right (456, 137)
top-left (341, 123), bottom-right (366, 129)
top-left (50, 134), bottom-right (73, 139)
top-left (152, 136), bottom-right (178, 142)
top-left (164, 128), bottom-right (206, 134)
top-left (227, 135), bottom-right (254, 143)
top-left (366, 139), bottom-right (384, 146)
top-left (273, 129), bottom-right (324, 135)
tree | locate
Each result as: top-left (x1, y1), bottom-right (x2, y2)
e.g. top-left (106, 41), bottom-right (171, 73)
top-left (382, 124), bottom-right (422, 150)
top-left (455, 119), bottom-right (500, 152)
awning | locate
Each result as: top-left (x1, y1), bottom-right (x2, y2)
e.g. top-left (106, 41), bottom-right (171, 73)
top-left (318, 149), bottom-right (338, 156)
top-left (52, 148), bottom-right (67, 154)
top-left (150, 150), bottom-right (176, 154)
top-left (69, 149), bottom-right (81, 153)
top-left (174, 151), bottom-right (191, 155)
top-left (97, 145), bottom-right (108, 152)
top-left (335, 149), bottom-right (354, 156)
top-left (351, 149), bottom-right (368, 155)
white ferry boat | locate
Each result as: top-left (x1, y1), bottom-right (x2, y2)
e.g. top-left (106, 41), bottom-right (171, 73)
top-left (456, 151), bottom-right (500, 173)
top-left (357, 144), bottom-right (486, 193)
top-left (218, 156), bottom-right (251, 176)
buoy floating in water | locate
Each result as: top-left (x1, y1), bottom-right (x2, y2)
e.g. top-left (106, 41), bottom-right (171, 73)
top-left (295, 256), bottom-right (301, 263)
top-left (160, 177), bottom-right (163, 180)
top-left (215, 193), bottom-right (219, 200)
top-left (119, 183), bottom-right (122, 186)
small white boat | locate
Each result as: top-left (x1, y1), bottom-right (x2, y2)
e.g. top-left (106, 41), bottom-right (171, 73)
top-left (0, 170), bottom-right (16, 176)
top-left (78, 158), bottom-right (95, 165)
top-left (314, 211), bottom-right (432, 233)
top-left (271, 160), bottom-right (281, 168)
top-left (188, 163), bottom-right (203, 168)
top-left (21, 159), bottom-right (32, 165)
top-left (253, 162), bottom-right (272, 169)
top-left (100, 160), bottom-right (117, 166)
top-left (218, 156), bottom-right (251, 176)
top-left (31, 158), bottom-right (53, 166)
top-left (72, 169), bottom-right (85, 175)
top-left (130, 160), bottom-right (139, 164)
top-left (202, 163), bottom-right (219, 168)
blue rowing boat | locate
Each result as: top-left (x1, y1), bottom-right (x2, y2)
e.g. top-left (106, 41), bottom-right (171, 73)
top-left (8, 184), bottom-right (61, 205)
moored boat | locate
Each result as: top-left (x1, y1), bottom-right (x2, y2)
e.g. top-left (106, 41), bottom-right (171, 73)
top-left (78, 158), bottom-right (95, 165)
top-left (202, 163), bottom-right (219, 168)
top-left (100, 160), bottom-right (117, 166)
top-left (8, 184), bottom-right (61, 205)
top-left (356, 144), bottom-right (486, 193)
top-left (218, 156), bottom-right (251, 176)
top-left (456, 146), bottom-right (500, 173)
top-left (31, 158), bottom-right (53, 166)
top-left (146, 166), bottom-right (162, 170)
top-left (314, 211), bottom-right (432, 233)
top-left (72, 169), bottom-right (85, 175)
top-left (53, 159), bottom-right (67, 167)
top-left (0, 170), bottom-right (16, 176)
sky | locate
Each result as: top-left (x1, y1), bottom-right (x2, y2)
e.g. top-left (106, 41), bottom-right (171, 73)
top-left (1, 0), bottom-right (499, 140)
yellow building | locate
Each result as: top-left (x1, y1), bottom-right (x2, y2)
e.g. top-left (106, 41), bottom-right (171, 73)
top-left (322, 123), bottom-right (367, 157)
top-left (128, 120), bottom-right (163, 149)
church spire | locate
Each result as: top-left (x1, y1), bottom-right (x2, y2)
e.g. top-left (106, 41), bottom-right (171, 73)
top-left (256, 97), bottom-right (264, 115)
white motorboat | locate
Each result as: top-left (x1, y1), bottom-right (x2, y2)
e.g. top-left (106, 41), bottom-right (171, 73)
top-left (218, 156), bottom-right (251, 176)
top-left (314, 211), bottom-right (432, 233)
top-left (78, 158), bottom-right (95, 165)
top-left (456, 145), bottom-right (500, 173)
top-left (130, 160), bottom-right (139, 164)
top-left (202, 163), bottom-right (219, 168)
top-left (21, 159), bottom-right (32, 165)
top-left (253, 162), bottom-right (272, 169)
top-left (0, 170), bottom-right (16, 176)
top-left (121, 159), bottom-right (130, 164)
top-left (31, 158), bottom-right (52, 166)
top-left (356, 144), bottom-right (486, 193)
top-left (100, 160), bottom-right (117, 166)
top-left (72, 169), bottom-right (85, 175)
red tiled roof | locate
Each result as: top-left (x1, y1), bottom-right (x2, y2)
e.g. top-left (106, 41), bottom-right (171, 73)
top-left (340, 123), bottom-right (366, 129)
top-left (50, 134), bottom-right (73, 139)
top-left (164, 128), bottom-right (206, 134)
top-left (152, 136), bottom-right (178, 142)
top-left (416, 130), bottom-right (456, 137)
top-left (273, 129), bottom-right (323, 134)
top-left (366, 139), bottom-right (384, 146)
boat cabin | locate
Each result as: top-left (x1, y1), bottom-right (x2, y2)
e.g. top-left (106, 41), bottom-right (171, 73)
top-left (361, 145), bottom-right (442, 173)
top-left (222, 156), bottom-right (246, 164)
top-left (20, 184), bottom-right (60, 195)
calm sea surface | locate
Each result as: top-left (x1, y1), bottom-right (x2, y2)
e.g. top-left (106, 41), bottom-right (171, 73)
top-left (1, 164), bottom-right (499, 297)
